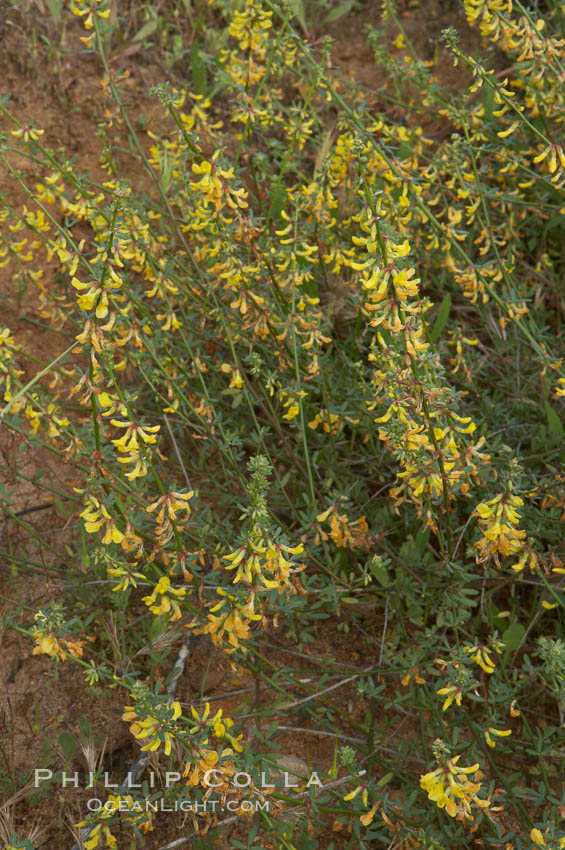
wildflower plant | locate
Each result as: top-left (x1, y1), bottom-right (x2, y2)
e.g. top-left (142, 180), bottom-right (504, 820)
top-left (0, 0), bottom-right (564, 846)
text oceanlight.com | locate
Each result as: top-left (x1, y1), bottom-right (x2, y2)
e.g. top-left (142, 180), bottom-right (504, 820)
top-left (84, 798), bottom-right (272, 813)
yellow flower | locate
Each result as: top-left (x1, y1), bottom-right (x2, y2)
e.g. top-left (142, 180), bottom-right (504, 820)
top-left (142, 576), bottom-right (186, 620)
top-left (401, 667), bottom-right (426, 686)
top-left (146, 491), bottom-right (194, 523)
top-left (420, 755), bottom-right (488, 820)
top-left (343, 784), bottom-right (367, 806)
top-left (125, 701), bottom-right (183, 756)
top-left (308, 409), bottom-right (342, 434)
top-left (32, 611), bottom-right (85, 662)
top-left (497, 120), bottom-right (520, 138)
top-left (117, 449), bottom-right (148, 480)
top-left (221, 364), bottom-right (244, 389)
top-left (196, 591), bottom-right (261, 652)
top-left (360, 803), bottom-right (378, 826)
top-left (264, 542), bottom-right (305, 590)
top-left (484, 727), bottom-right (512, 748)
top-left (190, 156), bottom-right (247, 211)
top-left (437, 684), bottom-right (463, 711)
top-left (111, 419), bottom-right (160, 452)
top-left (72, 0), bottom-right (111, 30)
top-left (11, 125), bottom-right (44, 143)
top-left (533, 144), bottom-right (565, 174)
top-left (188, 701), bottom-right (241, 749)
top-left (474, 491), bottom-right (526, 565)
top-left (392, 268), bottom-right (420, 300)
top-left (107, 564), bottom-right (145, 592)
top-left (282, 402), bottom-right (300, 421)
top-left (71, 273), bottom-right (123, 318)
top-left (80, 496), bottom-right (124, 545)
top-left (317, 506), bottom-right (370, 550)
top-left (465, 643), bottom-right (502, 674)
top-left (33, 632), bottom-right (65, 661)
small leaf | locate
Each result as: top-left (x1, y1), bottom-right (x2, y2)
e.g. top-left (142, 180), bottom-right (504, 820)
top-left (161, 152), bottom-right (173, 193)
top-left (322, 1), bottom-right (353, 25)
top-left (149, 616), bottom-right (167, 640)
top-left (78, 716), bottom-right (91, 737)
top-left (59, 731), bottom-right (78, 759)
top-left (109, 18), bottom-right (157, 61)
top-left (429, 293), bottom-right (451, 343)
top-left (414, 525), bottom-right (430, 556)
top-left (191, 40), bottom-right (208, 97)
top-left (48, 0), bottom-right (64, 21)
top-left (269, 184), bottom-right (286, 220)
top-left (545, 213), bottom-right (565, 232)
top-left (131, 18), bottom-right (157, 43)
top-left (53, 496), bottom-right (69, 519)
top-left (545, 400), bottom-right (564, 436)
top-left (482, 84), bottom-right (495, 121)
top-left (370, 561), bottom-right (390, 587)
top-left (502, 622), bottom-right (526, 650)
top-left (286, 0), bottom-right (308, 34)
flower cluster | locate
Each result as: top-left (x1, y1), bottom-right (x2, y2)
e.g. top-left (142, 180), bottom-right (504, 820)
top-left (32, 607), bottom-right (87, 662)
top-left (420, 746), bottom-right (491, 820)
top-left (196, 457), bottom-right (305, 652)
top-left (474, 491), bottom-right (527, 567)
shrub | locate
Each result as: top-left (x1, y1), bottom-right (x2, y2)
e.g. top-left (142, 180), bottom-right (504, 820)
top-left (0, 0), bottom-right (564, 847)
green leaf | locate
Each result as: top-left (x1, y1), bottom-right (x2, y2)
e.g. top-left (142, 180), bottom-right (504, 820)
top-left (191, 40), bottom-right (208, 97)
top-left (322, 1), bottom-right (353, 26)
top-left (370, 561), bottom-right (390, 587)
top-left (482, 84), bottom-right (495, 121)
top-left (78, 716), bottom-right (91, 737)
top-left (545, 400), bottom-right (564, 436)
top-left (414, 525), bottom-right (430, 556)
top-left (58, 731), bottom-right (78, 759)
top-left (161, 151), bottom-right (173, 193)
top-left (503, 622), bottom-right (526, 650)
top-left (429, 293), bottom-right (451, 343)
top-left (545, 213), bottom-right (565, 232)
top-left (109, 17), bottom-right (157, 61)
top-left (131, 18), bottom-right (158, 44)
top-left (269, 184), bottom-right (286, 220)
top-left (149, 616), bottom-right (167, 641)
top-left (53, 496), bottom-right (69, 519)
top-left (287, 0), bottom-right (308, 34)
top-left (397, 142), bottom-right (413, 160)
top-left (48, 0), bottom-right (64, 21)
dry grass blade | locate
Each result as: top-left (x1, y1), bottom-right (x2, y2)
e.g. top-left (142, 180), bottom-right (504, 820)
top-left (135, 626), bottom-right (184, 656)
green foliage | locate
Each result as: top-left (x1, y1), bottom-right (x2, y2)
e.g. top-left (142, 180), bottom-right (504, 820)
top-left (0, 0), bottom-right (564, 847)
